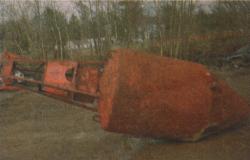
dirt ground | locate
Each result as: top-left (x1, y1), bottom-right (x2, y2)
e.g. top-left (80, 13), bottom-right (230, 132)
top-left (0, 67), bottom-right (250, 160)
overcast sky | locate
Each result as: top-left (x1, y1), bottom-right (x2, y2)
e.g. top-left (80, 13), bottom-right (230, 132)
top-left (0, 0), bottom-right (213, 18)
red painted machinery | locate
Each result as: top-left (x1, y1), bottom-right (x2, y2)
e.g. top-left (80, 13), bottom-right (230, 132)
top-left (0, 49), bottom-right (249, 141)
top-left (0, 51), bottom-right (102, 111)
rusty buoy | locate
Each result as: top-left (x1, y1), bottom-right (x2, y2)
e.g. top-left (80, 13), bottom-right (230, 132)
top-left (99, 49), bottom-right (250, 141)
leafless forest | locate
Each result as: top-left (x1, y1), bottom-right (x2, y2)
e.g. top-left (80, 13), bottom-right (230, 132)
top-left (0, 0), bottom-right (249, 61)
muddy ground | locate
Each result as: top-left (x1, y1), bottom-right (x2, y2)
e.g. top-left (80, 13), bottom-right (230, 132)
top-left (0, 67), bottom-right (250, 160)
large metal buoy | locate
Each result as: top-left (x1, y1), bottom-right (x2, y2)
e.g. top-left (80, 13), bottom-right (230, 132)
top-left (99, 49), bottom-right (250, 141)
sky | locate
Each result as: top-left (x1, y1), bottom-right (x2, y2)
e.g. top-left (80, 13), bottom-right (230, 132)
top-left (0, 0), bottom-right (214, 18)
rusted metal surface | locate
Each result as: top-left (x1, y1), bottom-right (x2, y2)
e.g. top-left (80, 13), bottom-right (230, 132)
top-left (8, 76), bottom-right (99, 97)
top-left (0, 51), bottom-right (102, 109)
top-left (0, 85), bottom-right (21, 91)
top-left (1, 49), bottom-right (250, 141)
top-left (99, 49), bottom-right (250, 141)
top-left (76, 66), bottom-right (100, 95)
top-left (43, 61), bottom-right (78, 96)
top-left (0, 54), bottom-right (15, 85)
top-left (0, 51), bottom-right (26, 91)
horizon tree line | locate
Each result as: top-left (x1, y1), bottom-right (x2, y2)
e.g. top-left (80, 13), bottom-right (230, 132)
top-left (0, 0), bottom-right (249, 61)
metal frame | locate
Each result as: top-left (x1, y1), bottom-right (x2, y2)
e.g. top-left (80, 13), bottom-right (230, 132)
top-left (0, 52), bottom-right (104, 112)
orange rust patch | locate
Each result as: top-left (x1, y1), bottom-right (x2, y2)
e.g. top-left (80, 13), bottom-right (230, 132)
top-left (43, 61), bottom-right (78, 96)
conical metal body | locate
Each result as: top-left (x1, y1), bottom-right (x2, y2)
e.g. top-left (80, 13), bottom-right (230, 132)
top-left (99, 49), bottom-right (250, 141)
